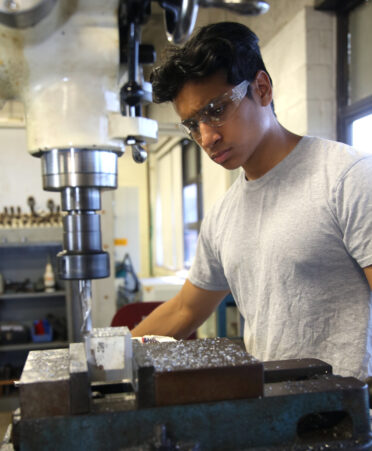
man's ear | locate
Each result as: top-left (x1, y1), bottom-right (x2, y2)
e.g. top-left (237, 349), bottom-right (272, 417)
top-left (253, 70), bottom-right (273, 107)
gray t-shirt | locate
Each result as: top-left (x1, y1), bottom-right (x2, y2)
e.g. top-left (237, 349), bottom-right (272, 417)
top-left (189, 136), bottom-right (372, 379)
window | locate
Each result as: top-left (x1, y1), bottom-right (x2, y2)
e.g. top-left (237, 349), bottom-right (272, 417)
top-left (316, 0), bottom-right (372, 149)
top-left (152, 138), bottom-right (203, 272)
top-left (182, 139), bottom-right (203, 268)
top-left (351, 113), bottom-right (372, 152)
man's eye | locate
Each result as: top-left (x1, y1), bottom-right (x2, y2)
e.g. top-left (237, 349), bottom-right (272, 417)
top-left (208, 102), bottom-right (227, 119)
top-left (187, 120), bottom-right (199, 131)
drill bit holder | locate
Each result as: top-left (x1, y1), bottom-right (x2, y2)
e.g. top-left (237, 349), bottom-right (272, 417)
top-left (41, 147), bottom-right (123, 280)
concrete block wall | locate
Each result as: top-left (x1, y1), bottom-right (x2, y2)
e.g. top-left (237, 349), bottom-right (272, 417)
top-left (305, 8), bottom-right (337, 140)
top-left (262, 7), bottom-right (337, 140)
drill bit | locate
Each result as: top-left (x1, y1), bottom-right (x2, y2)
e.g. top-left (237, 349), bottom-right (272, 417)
top-left (79, 279), bottom-right (92, 336)
top-left (79, 279), bottom-right (93, 368)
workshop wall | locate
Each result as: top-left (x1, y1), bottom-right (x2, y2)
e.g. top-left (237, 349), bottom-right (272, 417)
top-left (117, 149), bottom-right (150, 278)
top-left (0, 125), bottom-right (60, 213)
top-left (262, 7), bottom-right (336, 140)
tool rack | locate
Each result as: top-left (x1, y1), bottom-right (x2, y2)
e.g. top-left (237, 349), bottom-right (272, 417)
top-left (0, 227), bottom-right (73, 395)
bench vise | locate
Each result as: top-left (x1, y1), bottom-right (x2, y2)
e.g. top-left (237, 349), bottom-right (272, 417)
top-left (2, 330), bottom-right (372, 450)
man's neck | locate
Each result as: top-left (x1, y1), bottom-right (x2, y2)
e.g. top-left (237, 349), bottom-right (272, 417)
top-left (243, 125), bottom-right (302, 181)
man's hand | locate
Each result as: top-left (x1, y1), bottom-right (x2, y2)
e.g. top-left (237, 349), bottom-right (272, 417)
top-left (131, 279), bottom-right (229, 339)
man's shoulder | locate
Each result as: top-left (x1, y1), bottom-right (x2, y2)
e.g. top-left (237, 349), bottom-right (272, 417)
top-left (301, 135), bottom-right (372, 172)
top-left (303, 135), bottom-right (366, 157)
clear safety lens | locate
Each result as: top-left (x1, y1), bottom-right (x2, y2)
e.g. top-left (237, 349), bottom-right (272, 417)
top-left (179, 80), bottom-right (249, 140)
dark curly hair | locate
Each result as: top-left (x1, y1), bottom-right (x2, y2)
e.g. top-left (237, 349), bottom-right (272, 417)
top-left (150, 22), bottom-right (272, 104)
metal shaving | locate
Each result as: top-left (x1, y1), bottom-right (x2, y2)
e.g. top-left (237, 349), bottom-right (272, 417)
top-left (137, 338), bottom-right (259, 372)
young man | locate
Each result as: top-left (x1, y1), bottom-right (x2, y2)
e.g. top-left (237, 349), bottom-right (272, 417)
top-left (132, 22), bottom-right (372, 380)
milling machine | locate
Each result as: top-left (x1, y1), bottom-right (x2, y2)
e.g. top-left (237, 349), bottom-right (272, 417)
top-left (1, 1), bottom-right (372, 450)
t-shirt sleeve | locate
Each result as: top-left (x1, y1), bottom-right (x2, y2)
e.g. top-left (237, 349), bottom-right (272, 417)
top-left (188, 215), bottom-right (230, 291)
top-left (334, 156), bottom-right (372, 268)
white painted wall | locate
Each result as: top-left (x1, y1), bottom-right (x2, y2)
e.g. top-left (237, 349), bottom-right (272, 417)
top-left (0, 126), bottom-right (60, 212)
top-left (117, 148), bottom-right (150, 277)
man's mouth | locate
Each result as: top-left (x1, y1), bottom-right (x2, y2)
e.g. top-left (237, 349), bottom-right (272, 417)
top-left (211, 148), bottom-right (232, 164)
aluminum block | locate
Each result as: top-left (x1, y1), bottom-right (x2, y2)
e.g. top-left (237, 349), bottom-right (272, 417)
top-left (134, 338), bottom-right (264, 407)
top-left (87, 327), bottom-right (132, 382)
top-left (69, 342), bottom-right (90, 414)
top-left (19, 349), bottom-right (70, 419)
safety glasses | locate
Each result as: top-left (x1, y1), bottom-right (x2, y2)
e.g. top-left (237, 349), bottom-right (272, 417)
top-left (178, 80), bottom-right (250, 141)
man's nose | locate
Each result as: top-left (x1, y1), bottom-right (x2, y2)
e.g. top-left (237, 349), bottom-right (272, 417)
top-left (199, 122), bottom-right (222, 149)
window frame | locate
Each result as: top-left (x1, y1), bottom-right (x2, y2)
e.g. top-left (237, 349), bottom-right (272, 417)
top-left (336, 0), bottom-right (372, 144)
top-left (316, 0), bottom-right (372, 144)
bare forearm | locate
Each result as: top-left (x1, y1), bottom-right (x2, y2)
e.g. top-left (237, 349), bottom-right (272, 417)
top-left (131, 280), bottom-right (228, 339)
top-left (130, 297), bottom-right (197, 339)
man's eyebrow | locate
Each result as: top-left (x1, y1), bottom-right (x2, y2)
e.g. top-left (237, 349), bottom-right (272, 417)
top-left (184, 92), bottom-right (226, 121)
top-left (186, 102), bottom-right (211, 120)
